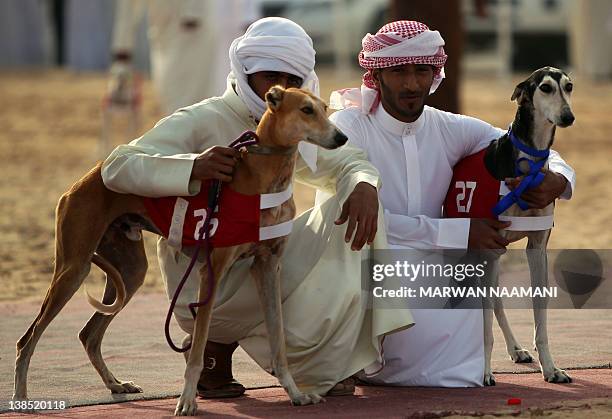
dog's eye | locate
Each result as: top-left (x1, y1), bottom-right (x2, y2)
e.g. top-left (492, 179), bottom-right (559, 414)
top-left (301, 107), bottom-right (314, 115)
top-left (539, 84), bottom-right (553, 94)
top-left (564, 83), bottom-right (573, 93)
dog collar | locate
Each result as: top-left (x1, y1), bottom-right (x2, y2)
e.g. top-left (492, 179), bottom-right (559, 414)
top-left (508, 127), bottom-right (550, 159)
top-left (246, 144), bottom-right (298, 155)
top-left (492, 128), bottom-right (550, 216)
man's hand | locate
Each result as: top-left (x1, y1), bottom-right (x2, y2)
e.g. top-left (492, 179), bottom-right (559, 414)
top-left (335, 182), bottom-right (379, 251)
top-left (190, 146), bottom-right (240, 182)
top-left (468, 219), bottom-right (511, 250)
top-left (505, 169), bottom-right (568, 209)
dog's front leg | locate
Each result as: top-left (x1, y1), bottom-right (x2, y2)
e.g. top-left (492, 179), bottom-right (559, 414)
top-left (251, 251), bottom-right (324, 406)
top-left (175, 249), bottom-right (234, 416)
top-left (493, 296), bottom-right (533, 363)
top-left (526, 231), bottom-right (571, 383)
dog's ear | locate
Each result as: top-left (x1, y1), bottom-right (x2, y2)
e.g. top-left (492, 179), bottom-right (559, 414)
top-left (511, 80), bottom-right (529, 103)
top-left (265, 86), bottom-right (285, 112)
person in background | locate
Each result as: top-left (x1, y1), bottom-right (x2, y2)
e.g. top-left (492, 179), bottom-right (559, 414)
top-left (111, 0), bottom-right (260, 114)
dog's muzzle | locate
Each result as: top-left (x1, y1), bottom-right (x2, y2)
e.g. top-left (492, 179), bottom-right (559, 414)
top-left (334, 130), bottom-right (348, 147)
top-left (559, 108), bottom-right (575, 127)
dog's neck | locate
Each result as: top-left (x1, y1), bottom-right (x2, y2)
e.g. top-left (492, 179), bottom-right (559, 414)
top-left (230, 119), bottom-right (298, 195)
top-left (512, 103), bottom-right (556, 152)
top-left (485, 103), bottom-right (555, 180)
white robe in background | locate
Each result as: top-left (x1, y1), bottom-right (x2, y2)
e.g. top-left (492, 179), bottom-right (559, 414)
top-left (326, 104), bottom-right (576, 387)
top-left (112, 0), bottom-right (214, 114)
top-left (112, 0), bottom-right (261, 113)
top-left (209, 0), bottom-right (261, 96)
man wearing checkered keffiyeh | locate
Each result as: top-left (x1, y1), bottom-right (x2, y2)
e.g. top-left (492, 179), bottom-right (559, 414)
top-left (330, 21), bottom-right (447, 114)
top-left (322, 21), bottom-right (576, 387)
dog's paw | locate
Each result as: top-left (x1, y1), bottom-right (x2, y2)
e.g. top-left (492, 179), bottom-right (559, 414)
top-left (509, 348), bottom-right (533, 363)
top-left (544, 368), bottom-right (572, 384)
top-left (108, 380), bottom-right (143, 394)
top-left (290, 392), bottom-right (325, 406)
top-left (483, 373), bottom-right (496, 386)
top-left (174, 396), bottom-right (198, 416)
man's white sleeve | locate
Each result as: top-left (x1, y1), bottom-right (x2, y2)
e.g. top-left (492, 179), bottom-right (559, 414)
top-left (101, 110), bottom-right (203, 198)
top-left (384, 212), bottom-right (471, 249)
top-left (548, 149), bottom-right (575, 199)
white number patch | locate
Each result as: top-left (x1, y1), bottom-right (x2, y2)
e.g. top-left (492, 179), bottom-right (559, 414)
top-left (455, 181), bottom-right (477, 213)
top-left (193, 208), bottom-right (219, 240)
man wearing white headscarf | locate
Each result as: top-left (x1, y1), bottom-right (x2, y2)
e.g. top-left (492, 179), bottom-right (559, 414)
top-left (102, 17), bottom-right (413, 398)
top-left (325, 21), bottom-right (576, 386)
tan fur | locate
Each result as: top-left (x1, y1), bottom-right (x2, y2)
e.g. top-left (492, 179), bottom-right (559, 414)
top-left (13, 87), bottom-right (347, 416)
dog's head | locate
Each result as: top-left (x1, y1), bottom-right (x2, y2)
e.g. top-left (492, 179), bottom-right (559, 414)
top-left (261, 86), bottom-right (348, 150)
top-left (511, 66), bottom-right (575, 128)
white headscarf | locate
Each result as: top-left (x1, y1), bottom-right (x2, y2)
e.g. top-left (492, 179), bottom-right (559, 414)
top-left (228, 17), bottom-right (319, 171)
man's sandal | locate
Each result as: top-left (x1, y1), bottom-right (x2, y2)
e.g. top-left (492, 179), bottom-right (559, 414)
top-left (196, 341), bottom-right (246, 399)
top-left (325, 376), bottom-right (356, 396)
top-left (197, 379), bottom-right (245, 399)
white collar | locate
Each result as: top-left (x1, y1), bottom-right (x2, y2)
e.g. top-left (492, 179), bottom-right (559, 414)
top-left (373, 103), bottom-right (427, 137)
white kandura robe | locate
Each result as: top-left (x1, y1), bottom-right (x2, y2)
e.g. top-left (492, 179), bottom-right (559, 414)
top-left (325, 104), bottom-right (576, 387)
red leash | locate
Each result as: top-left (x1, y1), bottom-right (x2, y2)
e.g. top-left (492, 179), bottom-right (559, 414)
top-left (165, 131), bottom-right (259, 352)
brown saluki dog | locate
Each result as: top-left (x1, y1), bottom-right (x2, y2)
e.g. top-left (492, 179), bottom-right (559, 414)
top-left (13, 86), bottom-right (348, 415)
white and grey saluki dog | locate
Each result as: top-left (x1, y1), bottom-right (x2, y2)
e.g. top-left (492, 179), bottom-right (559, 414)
top-left (482, 67), bottom-right (575, 385)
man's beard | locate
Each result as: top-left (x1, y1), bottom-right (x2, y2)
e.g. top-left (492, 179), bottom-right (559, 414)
top-left (379, 80), bottom-right (426, 122)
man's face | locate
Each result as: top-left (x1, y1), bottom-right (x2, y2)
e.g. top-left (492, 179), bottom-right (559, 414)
top-left (373, 64), bottom-right (434, 123)
top-left (248, 71), bottom-right (303, 100)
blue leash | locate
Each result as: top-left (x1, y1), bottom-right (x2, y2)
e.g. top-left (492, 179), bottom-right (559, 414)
top-left (492, 128), bottom-right (550, 216)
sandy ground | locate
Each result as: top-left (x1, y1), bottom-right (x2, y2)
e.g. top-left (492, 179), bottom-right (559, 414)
top-left (0, 66), bottom-right (611, 303)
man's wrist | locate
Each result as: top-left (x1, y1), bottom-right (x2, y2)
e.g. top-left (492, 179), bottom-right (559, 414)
top-left (553, 171), bottom-right (569, 198)
top-left (355, 181), bottom-right (376, 192)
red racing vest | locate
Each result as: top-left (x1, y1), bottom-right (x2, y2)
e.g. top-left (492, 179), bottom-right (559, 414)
top-left (143, 180), bottom-right (293, 248)
top-left (443, 149), bottom-right (554, 231)
top-left (444, 149), bottom-right (499, 219)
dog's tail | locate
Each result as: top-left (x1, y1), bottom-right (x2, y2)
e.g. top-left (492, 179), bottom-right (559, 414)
top-left (86, 253), bottom-right (126, 315)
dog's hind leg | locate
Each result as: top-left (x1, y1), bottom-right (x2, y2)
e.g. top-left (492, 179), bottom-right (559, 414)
top-left (13, 193), bottom-right (111, 401)
top-left (78, 227), bottom-right (148, 394)
top-left (250, 250), bottom-right (323, 406)
top-left (482, 256), bottom-right (501, 386)
top-left (14, 249), bottom-right (95, 401)
top-left (494, 298), bottom-right (534, 363)
top-left (526, 231), bottom-right (571, 383)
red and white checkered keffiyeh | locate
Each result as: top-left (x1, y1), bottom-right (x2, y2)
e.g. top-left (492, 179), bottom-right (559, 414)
top-left (331, 21), bottom-right (447, 114)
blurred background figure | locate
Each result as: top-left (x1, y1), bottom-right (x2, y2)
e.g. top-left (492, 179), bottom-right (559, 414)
top-left (111, 0), bottom-right (260, 115)
top-left (390, 0), bottom-right (487, 114)
top-left (569, 0), bottom-right (612, 80)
